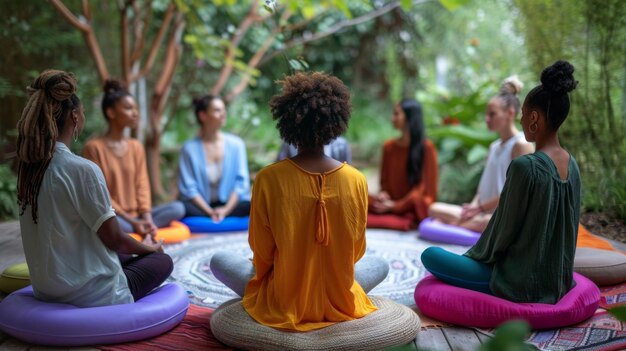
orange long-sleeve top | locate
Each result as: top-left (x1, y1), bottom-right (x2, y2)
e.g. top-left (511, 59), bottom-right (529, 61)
top-left (82, 137), bottom-right (151, 218)
top-left (243, 159), bottom-right (377, 331)
top-left (379, 139), bottom-right (438, 220)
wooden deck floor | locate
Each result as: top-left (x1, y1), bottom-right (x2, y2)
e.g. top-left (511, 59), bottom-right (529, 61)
top-left (3, 220), bottom-right (625, 351)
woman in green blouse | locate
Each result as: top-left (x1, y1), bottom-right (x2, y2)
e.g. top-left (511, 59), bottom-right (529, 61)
top-left (421, 60), bottom-right (580, 304)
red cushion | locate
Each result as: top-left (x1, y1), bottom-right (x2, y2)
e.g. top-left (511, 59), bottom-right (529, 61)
top-left (367, 213), bottom-right (414, 231)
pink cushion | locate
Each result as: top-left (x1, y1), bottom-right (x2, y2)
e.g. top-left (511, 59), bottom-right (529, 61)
top-left (367, 213), bottom-right (414, 231)
top-left (414, 273), bottom-right (600, 329)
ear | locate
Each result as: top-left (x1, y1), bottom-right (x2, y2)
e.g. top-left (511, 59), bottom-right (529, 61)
top-left (105, 106), bottom-right (115, 120)
top-left (530, 110), bottom-right (539, 123)
top-left (72, 110), bottom-right (79, 124)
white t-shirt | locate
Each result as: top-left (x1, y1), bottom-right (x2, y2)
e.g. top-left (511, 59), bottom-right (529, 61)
top-left (19, 142), bottom-right (133, 307)
top-left (477, 132), bottom-right (527, 207)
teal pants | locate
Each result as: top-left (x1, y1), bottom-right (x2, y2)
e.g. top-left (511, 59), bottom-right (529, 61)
top-left (421, 247), bottom-right (493, 294)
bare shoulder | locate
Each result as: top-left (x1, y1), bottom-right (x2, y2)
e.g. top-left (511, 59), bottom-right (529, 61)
top-left (512, 140), bottom-right (534, 159)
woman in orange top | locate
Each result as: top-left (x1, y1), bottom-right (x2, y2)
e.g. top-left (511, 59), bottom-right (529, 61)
top-left (83, 80), bottom-right (185, 237)
top-left (369, 99), bottom-right (438, 224)
top-left (210, 72), bottom-right (389, 331)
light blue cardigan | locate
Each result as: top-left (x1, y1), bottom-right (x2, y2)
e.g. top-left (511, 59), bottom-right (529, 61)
top-left (177, 134), bottom-right (251, 204)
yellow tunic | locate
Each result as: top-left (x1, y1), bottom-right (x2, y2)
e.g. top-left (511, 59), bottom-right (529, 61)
top-left (242, 159), bottom-right (377, 331)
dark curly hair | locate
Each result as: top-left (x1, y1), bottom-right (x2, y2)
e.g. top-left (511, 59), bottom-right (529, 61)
top-left (192, 94), bottom-right (222, 125)
top-left (269, 72), bottom-right (351, 149)
top-left (525, 60), bottom-right (578, 131)
top-left (101, 79), bottom-right (131, 120)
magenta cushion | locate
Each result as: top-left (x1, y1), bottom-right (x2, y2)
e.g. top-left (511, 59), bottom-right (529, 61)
top-left (414, 273), bottom-right (600, 329)
top-left (367, 213), bottom-right (413, 231)
top-left (418, 217), bottom-right (481, 246)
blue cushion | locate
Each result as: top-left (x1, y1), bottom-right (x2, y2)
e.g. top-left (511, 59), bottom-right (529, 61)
top-left (181, 216), bottom-right (249, 233)
top-left (0, 283), bottom-right (189, 346)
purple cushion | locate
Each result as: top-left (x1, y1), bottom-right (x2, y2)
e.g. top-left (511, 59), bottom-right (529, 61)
top-left (0, 283), bottom-right (189, 346)
top-left (414, 273), bottom-right (600, 329)
top-left (418, 217), bottom-right (481, 246)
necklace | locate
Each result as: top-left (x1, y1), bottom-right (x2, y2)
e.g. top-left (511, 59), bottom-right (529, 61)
top-left (104, 138), bottom-right (129, 157)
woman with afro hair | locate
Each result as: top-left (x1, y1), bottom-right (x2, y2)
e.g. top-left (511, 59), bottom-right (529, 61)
top-left (421, 60), bottom-right (581, 304)
top-left (210, 72), bottom-right (389, 331)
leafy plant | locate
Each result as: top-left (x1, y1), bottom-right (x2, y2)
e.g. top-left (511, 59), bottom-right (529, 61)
top-left (479, 320), bottom-right (534, 351)
top-left (0, 163), bottom-right (18, 221)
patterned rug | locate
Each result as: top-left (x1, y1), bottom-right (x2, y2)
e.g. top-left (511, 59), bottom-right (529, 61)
top-left (600, 283), bottom-right (626, 309)
top-left (524, 310), bottom-right (626, 351)
top-left (479, 282), bottom-right (626, 351)
top-left (164, 228), bottom-right (468, 309)
top-left (98, 304), bottom-right (233, 351)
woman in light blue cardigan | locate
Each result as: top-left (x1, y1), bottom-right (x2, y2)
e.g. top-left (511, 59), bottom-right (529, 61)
top-left (178, 95), bottom-right (251, 221)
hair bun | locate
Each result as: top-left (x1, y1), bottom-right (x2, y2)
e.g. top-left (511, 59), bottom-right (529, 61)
top-left (103, 79), bottom-right (127, 94)
top-left (500, 75), bottom-right (523, 96)
top-left (30, 70), bottom-right (77, 102)
top-left (541, 60), bottom-right (578, 94)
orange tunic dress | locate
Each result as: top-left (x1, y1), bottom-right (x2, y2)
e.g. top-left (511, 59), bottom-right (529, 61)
top-left (374, 139), bottom-right (438, 221)
top-left (82, 138), bottom-right (151, 217)
top-left (242, 159), bottom-right (377, 331)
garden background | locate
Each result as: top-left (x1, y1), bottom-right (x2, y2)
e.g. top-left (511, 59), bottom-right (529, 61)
top-left (0, 0), bottom-right (623, 236)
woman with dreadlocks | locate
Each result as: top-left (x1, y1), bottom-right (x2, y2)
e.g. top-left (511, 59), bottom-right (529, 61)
top-left (16, 70), bottom-right (172, 307)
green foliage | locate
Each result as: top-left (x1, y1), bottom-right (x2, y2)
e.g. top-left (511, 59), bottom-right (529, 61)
top-left (0, 163), bottom-right (17, 220)
top-left (514, 0), bottom-right (626, 219)
top-left (479, 320), bottom-right (534, 351)
top-left (609, 306), bottom-right (626, 321)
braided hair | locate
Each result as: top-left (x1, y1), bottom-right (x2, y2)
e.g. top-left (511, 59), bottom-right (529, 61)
top-left (525, 60), bottom-right (578, 131)
top-left (16, 70), bottom-right (81, 223)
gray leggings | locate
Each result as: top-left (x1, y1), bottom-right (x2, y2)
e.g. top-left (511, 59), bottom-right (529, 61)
top-left (210, 252), bottom-right (389, 297)
top-left (117, 201), bottom-right (185, 233)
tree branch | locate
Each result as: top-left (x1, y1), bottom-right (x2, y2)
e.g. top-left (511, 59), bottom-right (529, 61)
top-left (259, 0), bottom-right (412, 66)
top-left (225, 9), bottom-right (292, 102)
top-left (130, 0), bottom-right (151, 65)
top-left (120, 3), bottom-right (131, 82)
top-left (49, 0), bottom-right (89, 31)
top-left (210, 0), bottom-right (261, 95)
top-left (130, 1), bottom-right (176, 82)
top-left (49, 0), bottom-right (109, 82)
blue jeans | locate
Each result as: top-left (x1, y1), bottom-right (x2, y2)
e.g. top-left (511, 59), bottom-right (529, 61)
top-left (421, 247), bottom-right (493, 294)
top-left (117, 201), bottom-right (186, 233)
top-left (210, 252), bottom-right (389, 297)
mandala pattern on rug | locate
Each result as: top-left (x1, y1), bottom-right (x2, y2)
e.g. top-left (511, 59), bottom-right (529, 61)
top-left (164, 229), bottom-right (468, 309)
top-left (524, 310), bottom-right (626, 351)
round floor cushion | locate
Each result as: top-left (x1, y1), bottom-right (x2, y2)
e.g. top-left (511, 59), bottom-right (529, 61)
top-left (574, 247), bottom-right (626, 286)
top-left (181, 216), bottom-right (249, 233)
top-left (415, 273), bottom-right (599, 330)
top-left (210, 296), bottom-right (421, 351)
top-left (0, 283), bottom-right (189, 346)
top-left (0, 262), bottom-right (30, 294)
top-left (418, 217), bottom-right (481, 246)
top-left (130, 221), bottom-right (191, 244)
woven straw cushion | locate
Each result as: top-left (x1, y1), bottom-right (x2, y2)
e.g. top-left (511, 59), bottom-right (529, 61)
top-left (0, 262), bottom-right (30, 294)
top-left (574, 247), bottom-right (626, 286)
top-left (210, 296), bottom-right (421, 351)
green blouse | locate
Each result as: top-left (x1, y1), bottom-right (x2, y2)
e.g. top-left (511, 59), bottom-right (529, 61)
top-left (465, 151), bottom-right (581, 304)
